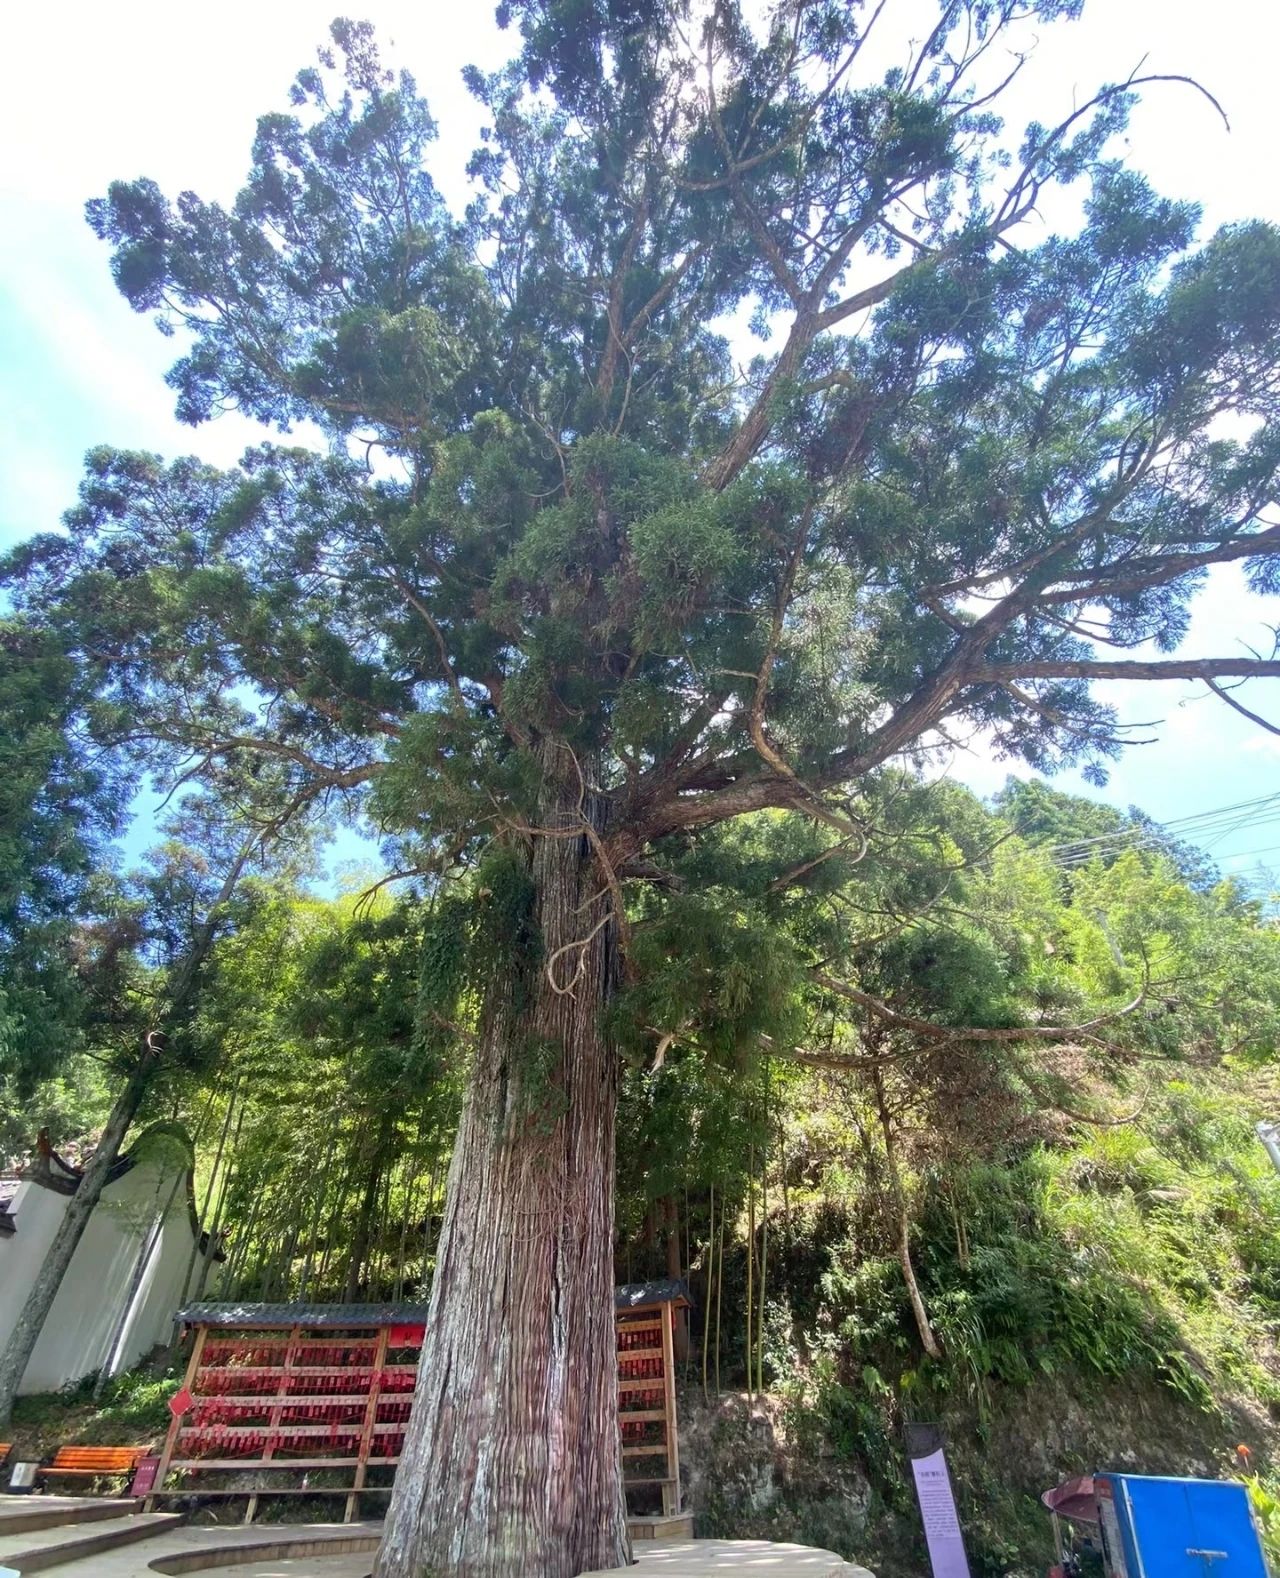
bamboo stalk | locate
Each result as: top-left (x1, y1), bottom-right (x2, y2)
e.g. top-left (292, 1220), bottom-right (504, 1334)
top-left (745, 1144), bottom-right (755, 1398)
top-left (262, 1221), bottom-right (294, 1303)
top-left (298, 1137), bottom-right (338, 1300)
top-left (178, 1081), bottom-right (240, 1311)
top-left (702, 1183), bottom-right (714, 1404)
top-left (202, 1104), bottom-right (247, 1290)
top-left (208, 1152), bottom-right (258, 1301)
top-left (394, 1151), bottom-right (422, 1303)
top-left (714, 1189), bottom-right (724, 1396)
top-left (369, 1159), bottom-right (394, 1300)
top-left (757, 1135), bottom-right (769, 1396)
top-left (419, 1153), bottom-right (439, 1294)
top-left (257, 1224), bottom-right (280, 1302)
top-left (317, 1130), bottom-right (361, 1293)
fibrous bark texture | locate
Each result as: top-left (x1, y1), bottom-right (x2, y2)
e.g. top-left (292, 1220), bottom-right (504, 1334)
top-left (375, 753), bottom-right (630, 1578)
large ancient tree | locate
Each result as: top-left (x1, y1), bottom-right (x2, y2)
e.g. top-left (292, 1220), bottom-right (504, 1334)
top-left (6, 3), bottom-right (1280, 1573)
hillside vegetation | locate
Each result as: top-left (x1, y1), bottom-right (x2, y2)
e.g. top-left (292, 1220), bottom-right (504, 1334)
top-left (6, 778), bottom-right (1280, 1572)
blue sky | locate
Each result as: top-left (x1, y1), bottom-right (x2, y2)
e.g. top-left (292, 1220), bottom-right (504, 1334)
top-left (1, 0), bottom-right (1278, 888)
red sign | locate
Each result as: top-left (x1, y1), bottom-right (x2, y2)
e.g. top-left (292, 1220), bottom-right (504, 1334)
top-left (129, 1455), bottom-right (160, 1497)
top-left (388, 1324), bottom-right (425, 1347)
top-left (168, 1386), bottom-right (193, 1418)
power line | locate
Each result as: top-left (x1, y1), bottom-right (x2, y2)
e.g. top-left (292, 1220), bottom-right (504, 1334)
top-left (1052, 815), bottom-right (1280, 868)
top-left (1044, 791), bottom-right (1280, 853)
top-left (1037, 791), bottom-right (1280, 869)
top-left (1044, 793), bottom-right (1280, 847)
top-left (1217, 843), bottom-right (1280, 867)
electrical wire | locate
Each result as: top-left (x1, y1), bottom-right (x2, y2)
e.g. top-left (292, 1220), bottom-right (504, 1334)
top-left (1035, 791), bottom-right (1280, 869)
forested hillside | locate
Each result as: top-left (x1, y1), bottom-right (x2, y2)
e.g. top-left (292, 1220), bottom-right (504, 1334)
top-left (5, 775), bottom-right (1280, 1573)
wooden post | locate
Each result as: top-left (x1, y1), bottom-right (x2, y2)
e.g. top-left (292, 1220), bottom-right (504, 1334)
top-left (145, 1322), bottom-right (206, 1513)
top-left (245, 1323), bottom-right (300, 1524)
top-left (346, 1324), bottom-right (389, 1522)
top-left (660, 1301), bottom-right (681, 1515)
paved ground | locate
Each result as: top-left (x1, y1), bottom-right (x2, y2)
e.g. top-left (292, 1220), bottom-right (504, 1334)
top-left (0, 1510), bottom-right (182, 1566)
top-left (583, 1540), bottom-right (875, 1578)
top-left (174, 1544), bottom-right (876, 1578)
top-left (0, 1509), bottom-right (379, 1576)
top-left (0, 1494), bottom-right (134, 1525)
top-left (142, 1539), bottom-right (873, 1578)
top-left (0, 1501), bottom-right (876, 1577)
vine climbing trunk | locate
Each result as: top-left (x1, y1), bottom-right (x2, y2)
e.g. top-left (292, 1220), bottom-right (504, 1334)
top-left (375, 746), bottom-right (629, 1578)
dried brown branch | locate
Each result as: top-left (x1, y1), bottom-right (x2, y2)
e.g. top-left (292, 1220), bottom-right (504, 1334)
top-left (810, 971), bottom-right (1146, 1046)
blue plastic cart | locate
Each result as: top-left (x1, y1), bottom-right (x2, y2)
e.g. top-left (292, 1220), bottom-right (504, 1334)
top-left (1093, 1474), bottom-right (1268, 1578)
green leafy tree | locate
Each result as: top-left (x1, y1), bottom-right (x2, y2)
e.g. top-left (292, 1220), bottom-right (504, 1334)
top-left (0, 621), bottom-right (125, 1107)
top-left (995, 776), bottom-right (1219, 888)
top-left (774, 788), bottom-right (1280, 1375)
top-left (0, 781), bottom-right (315, 1425)
top-left (6, 5), bottom-right (1280, 1572)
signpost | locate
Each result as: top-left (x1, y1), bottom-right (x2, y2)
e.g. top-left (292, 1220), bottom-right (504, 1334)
top-left (906, 1423), bottom-right (971, 1578)
top-left (129, 1454), bottom-right (161, 1498)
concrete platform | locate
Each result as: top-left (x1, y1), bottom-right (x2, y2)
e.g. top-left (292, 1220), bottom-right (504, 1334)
top-left (0, 1495), bottom-right (137, 1533)
top-left (582, 1541), bottom-right (876, 1577)
top-left (0, 1510), bottom-right (184, 1572)
top-left (0, 1517), bottom-right (876, 1577)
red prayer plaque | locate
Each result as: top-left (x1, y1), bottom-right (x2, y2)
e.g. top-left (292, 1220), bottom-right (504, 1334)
top-left (388, 1324), bottom-right (425, 1347)
top-left (168, 1386), bottom-right (194, 1418)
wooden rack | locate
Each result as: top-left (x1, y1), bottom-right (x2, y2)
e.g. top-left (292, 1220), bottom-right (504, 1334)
top-left (617, 1296), bottom-right (682, 1515)
top-left (150, 1285), bottom-right (687, 1522)
top-left (148, 1309), bottom-right (425, 1523)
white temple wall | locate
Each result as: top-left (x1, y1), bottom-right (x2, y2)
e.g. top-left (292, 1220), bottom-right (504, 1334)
top-left (0, 1139), bottom-right (215, 1395)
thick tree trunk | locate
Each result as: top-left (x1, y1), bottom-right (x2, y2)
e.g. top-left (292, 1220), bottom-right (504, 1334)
top-left (0, 1048), bottom-right (155, 1425)
top-left (375, 750), bottom-right (629, 1578)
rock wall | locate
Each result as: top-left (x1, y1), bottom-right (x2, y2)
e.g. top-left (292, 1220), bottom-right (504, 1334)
top-left (673, 1371), bottom-right (1274, 1578)
top-left (677, 1389), bottom-right (875, 1563)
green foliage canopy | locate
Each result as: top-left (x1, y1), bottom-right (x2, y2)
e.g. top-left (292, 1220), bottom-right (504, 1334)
top-left (2, 4), bottom-right (1278, 985)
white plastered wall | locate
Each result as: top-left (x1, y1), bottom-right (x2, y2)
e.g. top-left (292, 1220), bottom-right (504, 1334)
top-left (0, 1143), bottom-right (215, 1394)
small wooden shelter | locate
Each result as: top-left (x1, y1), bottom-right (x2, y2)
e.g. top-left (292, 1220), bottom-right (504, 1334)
top-left (149, 1279), bottom-right (689, 1522)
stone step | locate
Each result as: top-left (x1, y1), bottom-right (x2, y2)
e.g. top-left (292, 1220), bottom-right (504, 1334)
top-left (0, 1510), bottom-right (185, 1573)
top-left (629, 1512), bottom-right (696, 1541)
top-left (0, 1497), bottom-right (137, 1538)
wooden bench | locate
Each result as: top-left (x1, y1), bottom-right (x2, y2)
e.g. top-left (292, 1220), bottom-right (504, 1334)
top-left (41, 1445), bottom-right (144, 1485)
